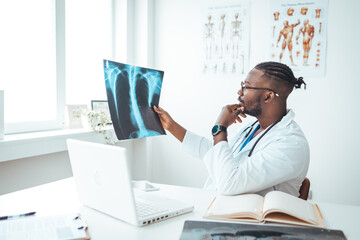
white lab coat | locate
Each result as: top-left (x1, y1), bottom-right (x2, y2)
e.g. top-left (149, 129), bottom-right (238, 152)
top-left (182, 109), bottom-right (309, 197)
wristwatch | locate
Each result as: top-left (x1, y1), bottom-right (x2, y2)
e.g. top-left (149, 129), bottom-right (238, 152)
top-left (211, 124), bottom-right (227, 136)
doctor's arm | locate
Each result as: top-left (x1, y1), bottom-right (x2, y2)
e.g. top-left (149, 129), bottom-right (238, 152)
top-left (154, 106), bottom-right (186, 142)
top-left (154, 106), bottom-right (213, 160)
top-left (203, 137), bottom-right (309, 195)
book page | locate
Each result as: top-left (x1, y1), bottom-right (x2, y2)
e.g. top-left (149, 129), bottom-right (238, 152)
top-left (262, 191), bottom-right (317, 225)
top-left (206, 194), bottom-right (264, 220)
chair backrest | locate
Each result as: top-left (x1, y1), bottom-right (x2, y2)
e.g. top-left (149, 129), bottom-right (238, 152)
top-left (299, 177), bottom-right (310, 200)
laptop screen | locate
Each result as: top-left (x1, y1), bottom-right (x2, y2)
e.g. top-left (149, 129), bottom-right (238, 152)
top-left (103, 60), bottom-right (166, 140)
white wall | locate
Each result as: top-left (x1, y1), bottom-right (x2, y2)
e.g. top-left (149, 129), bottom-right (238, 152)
top-left (0, 151), bottom-right (73, 195)
top-left (150, 0), bottom-right (360, 206)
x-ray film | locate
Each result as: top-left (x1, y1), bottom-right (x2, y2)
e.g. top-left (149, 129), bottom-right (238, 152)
top-left (104, 60), bottom-right (165, 140)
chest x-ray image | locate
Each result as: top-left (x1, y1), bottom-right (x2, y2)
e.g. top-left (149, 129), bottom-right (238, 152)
top-left (104, 60), bottom-right (166, 140)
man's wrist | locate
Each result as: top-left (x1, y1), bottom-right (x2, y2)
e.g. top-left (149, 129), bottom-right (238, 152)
top-left (166, 121), bottom-right (174, 132)
top-left (212, 124), bottom-right (227, 136)
top-left (167, 120), bottom-right (186, 142)
top-left (213, 131), bottom-right (227, 145)
top-left (216, 122), bottom-right (228, 128)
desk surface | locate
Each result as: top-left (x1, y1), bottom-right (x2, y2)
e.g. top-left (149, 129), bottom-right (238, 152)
top-left (1, 178), bottom-right (359, 239)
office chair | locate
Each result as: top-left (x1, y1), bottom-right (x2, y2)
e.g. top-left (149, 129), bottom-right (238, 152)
top-left (299, 177), bottom-right (310, 200)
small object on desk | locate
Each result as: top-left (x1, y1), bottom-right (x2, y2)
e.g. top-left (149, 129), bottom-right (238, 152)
top-left (0, 213), bottom-right (89, 240)
top-left (0, 211), bottom-right (36, 221)
top-left (132, 180), bottom-right (159, 192)
top-left (203, 191), bottom-right (326, 228)
top-left (179, 220), bottom-right (347, 240)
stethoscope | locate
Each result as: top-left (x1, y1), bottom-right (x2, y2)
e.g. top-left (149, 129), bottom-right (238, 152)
top-left (232, 119), bottom-right (281, 157)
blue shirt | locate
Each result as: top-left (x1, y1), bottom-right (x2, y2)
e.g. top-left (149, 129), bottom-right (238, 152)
top-left (239, 124), bottom-right (260, 152)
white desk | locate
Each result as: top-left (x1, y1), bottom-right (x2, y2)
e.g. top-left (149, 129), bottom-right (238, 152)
top-left (0, 178), bottom-right (359, 239)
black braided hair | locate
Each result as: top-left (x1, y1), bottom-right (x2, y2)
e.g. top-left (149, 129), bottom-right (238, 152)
top-left (254, 61), bottom-right (306, 90)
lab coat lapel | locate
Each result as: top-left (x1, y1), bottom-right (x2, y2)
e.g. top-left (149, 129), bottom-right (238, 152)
top-left (236, 109), bottom-right (295, 155)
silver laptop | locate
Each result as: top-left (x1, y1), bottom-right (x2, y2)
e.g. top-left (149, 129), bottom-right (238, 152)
top-left (66, 139), bottom-right (193, 226)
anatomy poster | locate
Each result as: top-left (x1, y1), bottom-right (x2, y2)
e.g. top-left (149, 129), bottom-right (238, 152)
top-left (270, 0), bottom-right (328, 77)
top-left (203, 0), bottom-right (250, 75)
top-left (104, 60), bottom-right (165, 140)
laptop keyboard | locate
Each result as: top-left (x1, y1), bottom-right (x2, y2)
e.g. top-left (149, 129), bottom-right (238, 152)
top-left (135, 201), bottom-right (168, 218)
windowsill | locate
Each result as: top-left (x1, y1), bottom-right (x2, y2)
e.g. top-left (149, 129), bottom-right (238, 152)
top-left (0, 127), bottom-right (110, 163)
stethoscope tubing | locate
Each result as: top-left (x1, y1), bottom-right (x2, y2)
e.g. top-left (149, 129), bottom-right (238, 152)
top-left (232, 120), bottom-right (280, 157)
top-left (232, 120), bottom-right (258, 154)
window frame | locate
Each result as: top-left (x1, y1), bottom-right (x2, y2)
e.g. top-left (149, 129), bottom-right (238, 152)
top-left (4, 0), bottom-right (65, 134)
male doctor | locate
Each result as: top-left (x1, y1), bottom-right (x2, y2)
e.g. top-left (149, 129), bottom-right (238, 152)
top-left (154, 61), bottom-right (309, 197)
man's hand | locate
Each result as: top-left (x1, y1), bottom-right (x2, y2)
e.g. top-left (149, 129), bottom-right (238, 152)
top-left (153, 105), bottom-right (174, 131)
top-left (213, 104), bottom-right (246, 146)
top-left (216, 104), bottom-right (246, 128)
top-left (153, 106), bottom-right (186, 142)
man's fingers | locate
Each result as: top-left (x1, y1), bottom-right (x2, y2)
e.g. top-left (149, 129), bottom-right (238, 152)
top-left (154, 105), bottom-right (165, 114)
top-left (153, 105), bottom-right (160, 113)
top-left (235, 106), bottom-right (244, 114)
top-left (236, 116), bottom-right (242, 123)
top-left (235, 106), bottom-right (246, 123)
top-left (228, 104), bottom-right (241, 112)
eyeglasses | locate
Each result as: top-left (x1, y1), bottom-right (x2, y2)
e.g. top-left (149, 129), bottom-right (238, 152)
top-left (240, 81), bottom-right (279, 97)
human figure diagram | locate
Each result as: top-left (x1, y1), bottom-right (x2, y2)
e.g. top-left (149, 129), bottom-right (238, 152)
top-left (277, 19), bottom-right (300, 66)
top-left (205, 15), bottom-right (214, 61)
top-left (231, 12), bottom-right (242, 59)
top-left (296, 19), bottom-right (315, 66)
top-left (218, 14), bottom-right (226, 58)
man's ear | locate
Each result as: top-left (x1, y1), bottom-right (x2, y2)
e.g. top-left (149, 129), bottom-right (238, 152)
top-left (264, 92), bottom-right (274, 103)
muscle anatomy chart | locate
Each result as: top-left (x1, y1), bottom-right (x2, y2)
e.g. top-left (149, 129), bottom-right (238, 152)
top-left (270, 0), bottom-right (328, 77)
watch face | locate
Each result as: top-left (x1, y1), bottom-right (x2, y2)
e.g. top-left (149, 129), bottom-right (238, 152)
top-left (212, 125), bottom-right (226, 136)
top-left (212, 125), bottom-right (219, 135)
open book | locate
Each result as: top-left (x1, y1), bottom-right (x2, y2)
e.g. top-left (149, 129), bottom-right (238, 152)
top-left (204, 191), bottom-right (326, 228)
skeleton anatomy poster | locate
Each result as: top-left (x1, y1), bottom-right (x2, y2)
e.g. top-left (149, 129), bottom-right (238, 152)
top-left (270, 0), bottom-right (328, 77)
top-left (203, 1), bottom-right (250, 75)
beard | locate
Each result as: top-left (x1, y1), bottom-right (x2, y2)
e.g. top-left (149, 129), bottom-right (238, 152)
top-left (243, 96), bottom-right (262, 117)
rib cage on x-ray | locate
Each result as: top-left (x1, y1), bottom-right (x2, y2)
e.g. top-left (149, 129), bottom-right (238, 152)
top-left (104, 60), bottom-right (165, 140)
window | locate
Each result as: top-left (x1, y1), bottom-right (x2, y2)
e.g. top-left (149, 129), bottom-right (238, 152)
top-left (0, 0), bottom-right (65, 134)
top-left (66, 0), bottom-right (113, 106)
top-left (0, 0), bottom-right (115, 134)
